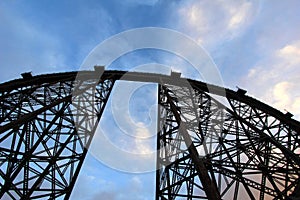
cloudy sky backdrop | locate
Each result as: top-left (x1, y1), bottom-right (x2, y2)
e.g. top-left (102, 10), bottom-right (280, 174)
top-left (1, 0), bottom-right (300, 199)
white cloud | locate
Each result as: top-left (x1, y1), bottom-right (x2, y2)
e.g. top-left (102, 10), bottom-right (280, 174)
top-left (72, 163), bottom-right (154, 200)
top-left (277, 42), bottom-right (300, 65)
top-left (241, 41), bottom-right (300, 119)
top-left (226, 1), bottom-right (253, 30)
top-left (89, 175), bottom-right (152, 200)
top-left (134, 123), bottom-right (154, 154)
top-left (88, 83), bottom-right (158, 173)
top-left (177, 0), bottom-right (260, 47)
top-left (71, 168), bottom-right (116, 200)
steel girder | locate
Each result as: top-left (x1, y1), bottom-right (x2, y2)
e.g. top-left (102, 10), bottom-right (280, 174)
top-left (0, 70), bottom-right (300, 200)
top-left (156, 83), bottom-right (300, 200)
top-left (0, 75), bottom-right (114, 199)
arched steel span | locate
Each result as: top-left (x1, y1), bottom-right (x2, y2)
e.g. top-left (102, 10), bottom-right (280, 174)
top-left (0, 69), bottom-right (300, 199)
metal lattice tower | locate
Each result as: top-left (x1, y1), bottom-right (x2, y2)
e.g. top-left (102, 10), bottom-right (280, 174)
top-left (0, 69), bottom-right (300, 199)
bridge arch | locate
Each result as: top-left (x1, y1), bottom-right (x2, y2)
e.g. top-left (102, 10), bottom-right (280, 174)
top-left (0, 70), bottom-right (300, 199)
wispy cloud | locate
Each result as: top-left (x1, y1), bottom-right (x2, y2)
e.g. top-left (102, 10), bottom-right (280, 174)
top-left (241, 40), bottom-right (300, 119)
top-left (71, 154), bottom-right (155, 200)
top-left (176, 0), bottom-right (260, 47)
top-left (87, 81), bottom-right (157, 174)
top-left (90, 175), bottom-right (153, 200)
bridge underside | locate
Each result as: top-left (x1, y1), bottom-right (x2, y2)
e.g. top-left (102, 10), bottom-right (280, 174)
top-left (0, 70), bottom-right (299, 199)
top-left (156, 83), bottom-right (300, 199)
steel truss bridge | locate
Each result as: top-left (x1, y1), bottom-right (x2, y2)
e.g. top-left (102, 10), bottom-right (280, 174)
top-left (0, 68), bottom-right (300, 200)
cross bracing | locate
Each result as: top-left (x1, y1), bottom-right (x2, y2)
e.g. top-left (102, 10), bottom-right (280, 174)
top-left (0, 69), bottom-right (299, 199)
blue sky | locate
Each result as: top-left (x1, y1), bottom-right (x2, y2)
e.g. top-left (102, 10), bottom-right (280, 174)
top-left (1, 0), bottom-right (300, 199)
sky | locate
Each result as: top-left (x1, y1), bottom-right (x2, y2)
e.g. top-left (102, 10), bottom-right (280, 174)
top-left (1, 0), bottom-right (300, 199)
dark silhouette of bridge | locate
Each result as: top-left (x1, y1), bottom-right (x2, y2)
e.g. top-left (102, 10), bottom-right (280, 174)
top-left (0, 68), bottom-right (300, 199)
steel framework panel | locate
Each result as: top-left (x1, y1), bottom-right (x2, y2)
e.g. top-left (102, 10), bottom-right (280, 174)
top-left (156, 83), bottom-right (300, 200)
top-left (0, 75), bottom-right (114, 199)
top-left (0, 70), bottom-right (300, 200)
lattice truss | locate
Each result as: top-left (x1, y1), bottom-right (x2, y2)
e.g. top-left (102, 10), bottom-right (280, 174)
top-left (1, 70), bottom-right (300, 200)
top-left (0, 76), bottom-right (114, 199)
top-left (156, 83), bottom-right (300, 200)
